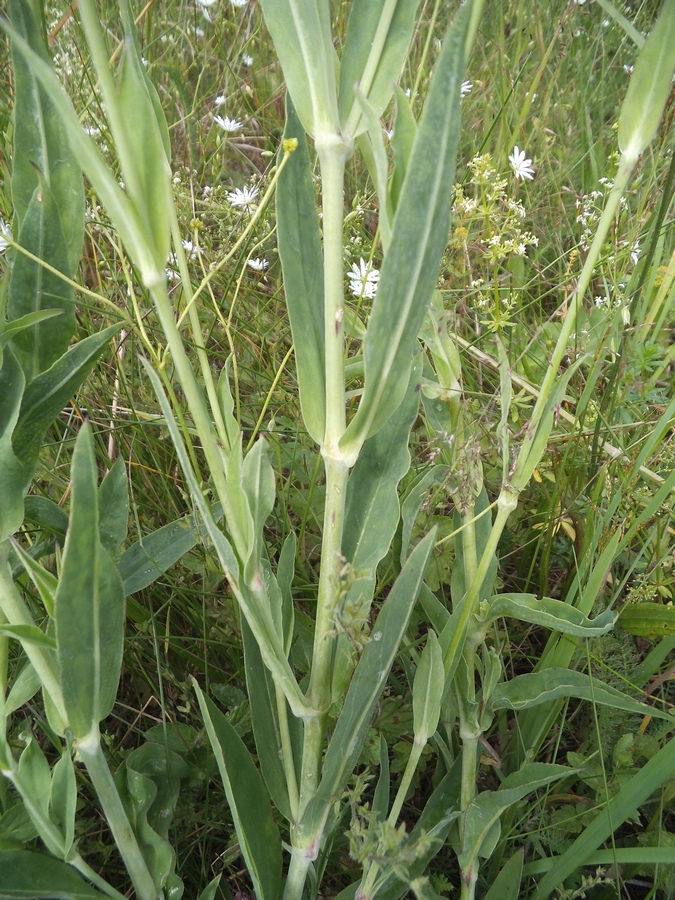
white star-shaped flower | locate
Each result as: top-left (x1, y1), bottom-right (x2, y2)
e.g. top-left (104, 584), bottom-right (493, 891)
top-left (227, 185), bottom-right (259, 210)
top-left (247, 257), bottom-right (269, 271)
top-left (508, 146), bottom-right (535, 181)
top-left (348, 258), bottom-right (379, 299)
top-left (461, 80), bottom-right (473, 97)
top-left (215, 115), bottom-right (243, 133)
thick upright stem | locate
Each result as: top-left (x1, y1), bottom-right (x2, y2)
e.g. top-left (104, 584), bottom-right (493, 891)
top-left (291, 137), bottom-right (350, 891)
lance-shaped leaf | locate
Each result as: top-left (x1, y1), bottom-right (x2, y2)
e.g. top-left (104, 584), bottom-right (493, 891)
top-left (243, 619), bottom-right (301, 822)
top-left (11, 324), bottom-right (120, 487)
top-left (8, 0), bottom-right (84, 274)
top-left (618, 0), bottom-right (675, 163)
top-left (339, 0), bottom-right (420, 139)
top-left (458, 764), bottom-right (570, 876)
top-left (0, 348), bottom-right (26, 541)
top-left (485, 594), bottom-right (617, 637)
top-left (116, 37), bottom-right (171, 267)
top-left (340, 2), bottom-right (469, 456)
top-left (0, 22), bottom-right (162, 285)
top-left (7, 181), bottom-right (76, 382)
top-left (0, 851), bottom-right (104, 899)
top-left (242, 438), bottom-right (276, 584)
top-left (55, 425), bottom-right (125, 739)
top-left (118, 503), bottom-right (224, 597)
top-left (193, 686), bottom-right (283, 900)
top-left (258, 0), bottom-right (338, 138)
top-left (389, 84), bottom-right (417, 214)
top-left (333, 354), bottom-right (423, 699)
top-left (296, 529), bottom-right (436, 846)
top-left (617, 601), bottom-right (675, 638)
top-left (142, 361), bottom-right (311, 719)
top-left (488, 668), bottom-right (674, 722)
top-left (97, 457), bottom-right (129, 561)
top-left (277, 99), bottom-right (326, 444)
top-left (412, 630), bottom-right (444, 745)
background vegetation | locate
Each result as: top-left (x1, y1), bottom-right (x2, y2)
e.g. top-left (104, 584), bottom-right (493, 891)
top-left (1, 0), bottom-right (674, 897)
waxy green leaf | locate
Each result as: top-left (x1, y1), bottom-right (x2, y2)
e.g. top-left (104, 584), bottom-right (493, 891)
top-left (193, 686), bottom-right (283, 900)
top-left (339, 0), bottom-right (420, 139)
top-left (298, 529), bottom-right (436, 845)
top-left (489, 668), bottom-right (674, 722)
top-left (258, 0), bottom-right (338, 138)
top-left (486, 594), bottom-right (617, 637)
top-left (341, 2), bottom-right (469, 453)
top-left (277, 98), bottom-right (326, 444)
top-left (55, 425), bottom-right (125, 739)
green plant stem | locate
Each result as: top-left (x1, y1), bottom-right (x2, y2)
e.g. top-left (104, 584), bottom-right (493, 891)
top-left (69, 856), bottom-right (128, 900)
top-left (283, 850), bottom-right (312, 900)
top-left (147, 283), bottom-right (247, 558)
top-left (0, 545), bottom-right (66, 724)
top-left (77, 736), bottom-right (159, 900)
top-left (276, 683), bottom-right (300, 821)
top-left (291, 136), bottom-right (351, 892)
top-left (388, 740), bottom-right (424, 826)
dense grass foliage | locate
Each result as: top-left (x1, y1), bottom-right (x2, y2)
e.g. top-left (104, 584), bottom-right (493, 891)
top-left (1, 1), bottom-right (674, 898)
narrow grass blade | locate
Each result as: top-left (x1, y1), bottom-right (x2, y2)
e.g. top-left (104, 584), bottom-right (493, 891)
top-left (535, 736), bottom-right (675, 898)
top-left (193, 685), bottom-right (283, 900)
top-left (0, 851), bottom-right (104, 898)
top-left (298, 529), bottom-right (436, 843)
top-left (486, 594), bottom-right (617, 637)
top-left (258, 0), bottom-right (338, 137)
top-left (338, 0), bottom-right (420, 138)
top-left (277, 98), bottom-right (325, 444)
top-left (340, 2), bottom-right (469, 453)
top-left (55, 425), bottom-right (125, 739)
top-left (8, 0), bottom-right (84, 274)
top-left (489, 668), bottom-right (674, 722)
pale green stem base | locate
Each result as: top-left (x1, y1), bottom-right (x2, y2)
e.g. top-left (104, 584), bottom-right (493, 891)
top-left (77, 738), bottom-right (159, 900)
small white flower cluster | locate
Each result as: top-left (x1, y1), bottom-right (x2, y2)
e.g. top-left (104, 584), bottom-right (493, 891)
top-left (348, 258), bottom-right (379, 299)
